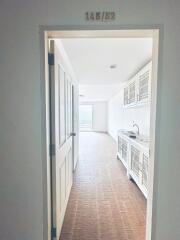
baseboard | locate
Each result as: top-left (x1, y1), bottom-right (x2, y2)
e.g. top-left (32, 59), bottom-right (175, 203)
top-left (107, 132), bottom-right (117, 142)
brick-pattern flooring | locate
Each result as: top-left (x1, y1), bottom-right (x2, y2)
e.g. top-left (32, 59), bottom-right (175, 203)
top-left (60, 132), bottom-right (146, 240)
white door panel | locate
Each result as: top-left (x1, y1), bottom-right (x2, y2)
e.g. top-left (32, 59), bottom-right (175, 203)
top-left (49, 40), bottom-right (73, 240)
top-left (72, 85), bottom-right (79, 170)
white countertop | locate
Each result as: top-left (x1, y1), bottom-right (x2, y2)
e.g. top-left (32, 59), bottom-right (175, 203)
top-left (118, 129), bottom-right (149, 152)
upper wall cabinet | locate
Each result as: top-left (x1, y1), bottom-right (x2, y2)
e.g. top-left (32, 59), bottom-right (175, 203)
top-left (128, 77), bottom-right (137, 105)
top-left (123, 61), bottom-right (152, 107)
top-left (123, 75), bottom-right (137, 106)
top-left (123, 86), bottom-right (129, 105)
top-left (137, 62), bottom-right (152, 104)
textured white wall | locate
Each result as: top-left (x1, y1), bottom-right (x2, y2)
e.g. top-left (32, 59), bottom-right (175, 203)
top-left (108, 88), bottom-right (150, 140)
top-left (0, 1), bottom-right (180, 240)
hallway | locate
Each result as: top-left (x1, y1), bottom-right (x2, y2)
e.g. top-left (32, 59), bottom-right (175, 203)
top-left (60, 132), bottom-right (146, 240)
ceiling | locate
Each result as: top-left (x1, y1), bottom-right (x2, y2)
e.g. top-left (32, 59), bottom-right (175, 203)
top-left (79, 84), bottom-right (122, 102)
top-left (60, 38), bottom-right (152, 101)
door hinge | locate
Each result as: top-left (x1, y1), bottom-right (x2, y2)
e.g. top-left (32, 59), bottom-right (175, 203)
top-left (51, 227), bottom-right (56, 238)
top-left (50, 144), bottom-right (55, 156)
top-left (48, 53), bottom-right (54, 66)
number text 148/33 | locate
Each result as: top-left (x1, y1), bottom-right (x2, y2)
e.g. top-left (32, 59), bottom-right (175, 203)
top-left (85, 11), bottom-right (116, 22)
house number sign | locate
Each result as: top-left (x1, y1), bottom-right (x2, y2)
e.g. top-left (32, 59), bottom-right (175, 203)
top-left (85, 11), bottom-right (116, 22)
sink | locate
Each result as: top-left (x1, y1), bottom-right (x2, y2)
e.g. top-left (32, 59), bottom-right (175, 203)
top-left (120, 130), bottom-right (149, 143)
top-left (119, 129), bottom-right (149, 148)
top-left (129, 135), bottom-right (137, 139)
top-left (122, 130), bottom-right (137, 138)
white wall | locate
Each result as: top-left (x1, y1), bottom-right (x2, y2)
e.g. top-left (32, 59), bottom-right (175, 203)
top-left (108, 88), bottom-right (150, 140)
top-left (0, 1), bottom-right (180, 240)
top-left (80, 102), bottom-right (107, 132)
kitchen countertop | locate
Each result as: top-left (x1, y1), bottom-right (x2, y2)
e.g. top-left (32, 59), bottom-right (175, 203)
top-left (118, 129), bottom-right (149, 152)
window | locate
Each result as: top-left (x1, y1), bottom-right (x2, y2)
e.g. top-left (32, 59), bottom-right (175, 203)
top-left (79, 104), bottom-right (93, 130)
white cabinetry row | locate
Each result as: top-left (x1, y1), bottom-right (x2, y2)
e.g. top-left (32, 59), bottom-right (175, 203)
top-left (117, 133), bottom-right (149, 198)
top-left (124, 61), bottom-right (152, 107)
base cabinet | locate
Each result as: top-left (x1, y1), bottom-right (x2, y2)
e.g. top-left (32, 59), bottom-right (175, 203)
top-left (117, 133), bottom-right (149, 198)
top-left (129, 144), bottom-right (149, 198)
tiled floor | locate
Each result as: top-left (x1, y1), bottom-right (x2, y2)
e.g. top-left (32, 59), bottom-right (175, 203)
top-left (60, 132), bottom-right (146, 240)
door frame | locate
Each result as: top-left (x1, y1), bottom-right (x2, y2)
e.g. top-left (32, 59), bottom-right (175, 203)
top-left (39, 26), bottom-right (162, 240)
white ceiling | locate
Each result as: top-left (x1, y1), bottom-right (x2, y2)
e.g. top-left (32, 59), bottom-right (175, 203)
top-left (60, 38), bottom-right (152, 101)
top-left (79, 84), bottom-right (122, 102)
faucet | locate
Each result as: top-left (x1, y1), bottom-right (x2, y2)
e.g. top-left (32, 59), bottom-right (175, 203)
top-left (133, 123), bottom-right (140, 135)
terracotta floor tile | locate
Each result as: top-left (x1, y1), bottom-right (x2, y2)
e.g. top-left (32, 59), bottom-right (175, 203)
top-left (60, 132), bottom-right (146, 240)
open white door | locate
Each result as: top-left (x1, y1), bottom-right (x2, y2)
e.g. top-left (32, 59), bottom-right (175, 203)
top-left (49, 40), bottom-right (73, 240)
top-left (72, 84), bottom-right (79, 170)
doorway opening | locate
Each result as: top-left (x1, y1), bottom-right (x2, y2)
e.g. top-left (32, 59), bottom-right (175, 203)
top-left (41, 29), bottom-right (159, 240)
top-left (79, 104), bottom-right (93, 131)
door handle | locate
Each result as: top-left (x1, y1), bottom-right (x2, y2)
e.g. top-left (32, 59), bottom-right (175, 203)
top-left (70, 132), bottom-right (76, 137)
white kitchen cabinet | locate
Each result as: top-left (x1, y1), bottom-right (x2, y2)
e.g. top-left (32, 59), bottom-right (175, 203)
top-left (123, 86), bottom-right (129, 105)
top-left (130, 145), bottom-right (141, 180)
top-left (117, 131), bottom-right (149, 198)
top-left (117, 136), bottom-right (129, 168)
top-left (129, 143), bottom-right (149, 198)
top-left (128, 78), bottom-right (136, 105)
top-left (142, 153), bottom-right (149, 189)
top-left (123, 61), bottom-right (152, 107)
top-left (137, 61), bottom-right (152, 105)
top-left (123, 75), bottom-right (137, 107)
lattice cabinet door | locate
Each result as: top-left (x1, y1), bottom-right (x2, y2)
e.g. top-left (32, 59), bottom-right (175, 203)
top-left (139, 70), bottom-right (149, 100)
top-left (130, 145), bottom-right (141, 179)
top-left (128, 81), bottom-right (136, 104)
top-left (117, 135), bottom-right (129, 169)
top-left (137, 62), bottom-right (152, 104)
top-left (118, 136), bottom-right (123, 157)
top-left (142, 153), bottom-right (149, 189)
top-left (121, 139), bottom-right (128, 163)
top-left (123, 86), bottom-right (129, 106)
